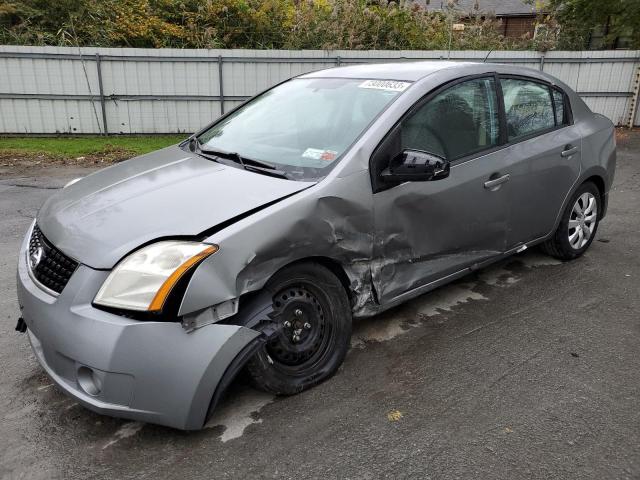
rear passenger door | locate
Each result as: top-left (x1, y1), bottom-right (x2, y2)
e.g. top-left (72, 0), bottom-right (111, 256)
top-left (498, 77), bottom-right (582, 248)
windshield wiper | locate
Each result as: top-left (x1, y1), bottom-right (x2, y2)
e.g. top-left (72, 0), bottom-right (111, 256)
top-left (189, 138), bottom-right (223, 164)
top-left (189, 138), bottom-right (289, 179)
top-left (242, 164), bottom-right (289, 179)
top-left (200, 146), bottom-right (289, 179)
top-left (200, 147), bottom-right (277, 170)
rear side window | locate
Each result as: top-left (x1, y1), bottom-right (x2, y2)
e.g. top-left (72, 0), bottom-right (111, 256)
top-left (400, 77), bottom-right (500, 160)
top-left (552, 88), bottom-right (567, 126)
top-left (501, 78), bottom-right (555, 141)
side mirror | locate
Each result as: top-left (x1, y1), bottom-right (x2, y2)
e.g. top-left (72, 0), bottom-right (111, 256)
top-left (381, 149), bottom-right (450, 182)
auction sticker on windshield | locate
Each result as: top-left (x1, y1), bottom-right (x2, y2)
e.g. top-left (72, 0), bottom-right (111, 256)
top-left (302, 148), bottom-right (338, 162)
top-left (358, 80), bottom-right (411, 92)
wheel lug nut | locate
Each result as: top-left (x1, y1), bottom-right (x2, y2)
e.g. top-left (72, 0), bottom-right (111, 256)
top-left (304, 322), bottom-right (311, 329)
top-left (294, 308), bottom-right (303, 317)
top-left (292, 334), bottom-right (300, 342)
top-left (284, 320), bottom-right (291, 328)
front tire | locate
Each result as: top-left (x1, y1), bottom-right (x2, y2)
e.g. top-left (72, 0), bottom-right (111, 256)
top-left (541, 182), bottom-right (600, 261)
top-left (246, 262), bottom-right (352, 395)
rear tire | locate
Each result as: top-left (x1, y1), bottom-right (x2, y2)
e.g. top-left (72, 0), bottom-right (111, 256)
top-left (246, 262), bottom-right (351, 395)
top-left (541, 182), bottom-right (600, 261)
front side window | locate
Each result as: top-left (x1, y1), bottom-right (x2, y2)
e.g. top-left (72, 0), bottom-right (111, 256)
top-left (501, 78), bottom-right (555, 141)
top-left (399, 77), bottom-right (500, 161)
top-left (197, 78), bottom-right (408, 180)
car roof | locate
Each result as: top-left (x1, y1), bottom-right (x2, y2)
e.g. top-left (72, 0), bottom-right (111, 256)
top-left (300, 61), bottom-right (522, 82)
top-left (300, 60), bottom-right (591, 129)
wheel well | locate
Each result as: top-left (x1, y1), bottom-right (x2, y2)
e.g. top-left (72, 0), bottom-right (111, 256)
top-left (232, 256), bottom-right (355, 326)
top-left (582, 175), bottom-right (606, 217)
top-left (307, 256), bottom-right (353, 297)
top-left (285, 256), bottom-right (354, 303)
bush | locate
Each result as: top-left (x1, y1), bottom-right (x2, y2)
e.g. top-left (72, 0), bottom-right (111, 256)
top-left (0, 0), bottom-right (558, 50)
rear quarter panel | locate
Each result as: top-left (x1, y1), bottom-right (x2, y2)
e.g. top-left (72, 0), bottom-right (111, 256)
top-left (579, 113), bottom-right (616, 192)
top-left (546, 112), bottom-right (615, 234)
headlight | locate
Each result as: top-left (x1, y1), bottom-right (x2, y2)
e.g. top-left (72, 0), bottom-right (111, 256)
top-left (94, 241), bottom-right (218, 312)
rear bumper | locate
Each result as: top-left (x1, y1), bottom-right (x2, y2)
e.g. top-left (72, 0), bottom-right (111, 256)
top-left (16, 225), bottom-right (259, 430)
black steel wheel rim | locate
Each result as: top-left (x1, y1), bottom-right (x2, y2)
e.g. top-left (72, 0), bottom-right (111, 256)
top-left (266, 284), bottom-right (335, 373)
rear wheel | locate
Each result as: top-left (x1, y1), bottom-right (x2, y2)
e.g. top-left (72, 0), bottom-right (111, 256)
top-left (541, 182), bottom-right (600, 260)
top-left (246, 262), bottom-right (351, 395)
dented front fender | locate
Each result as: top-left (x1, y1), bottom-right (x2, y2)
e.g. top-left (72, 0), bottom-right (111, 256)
top-left (178, 170), bottom-right (377, 318)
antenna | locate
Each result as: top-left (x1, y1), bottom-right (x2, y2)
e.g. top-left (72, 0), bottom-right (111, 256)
top-left (483, 49), bottom-right (494, 63)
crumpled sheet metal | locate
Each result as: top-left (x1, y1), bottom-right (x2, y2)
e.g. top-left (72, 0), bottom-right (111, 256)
top-left (178, 161), bottom-right (506, 320)
top-left (369, 157), bottom-right (510, 303)
top-left (179, 170), bottom-right (379, 318)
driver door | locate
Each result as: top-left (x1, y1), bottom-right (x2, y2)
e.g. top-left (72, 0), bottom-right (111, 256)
top-left (370, 76), bottom-right (510, 304)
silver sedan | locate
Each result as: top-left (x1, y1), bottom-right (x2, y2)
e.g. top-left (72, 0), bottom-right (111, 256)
top-left (16, 61), bottom-right (616, 429)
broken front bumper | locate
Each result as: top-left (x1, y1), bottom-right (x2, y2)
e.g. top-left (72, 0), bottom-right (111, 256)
top-left (16, 230), bottom-right (260, 430)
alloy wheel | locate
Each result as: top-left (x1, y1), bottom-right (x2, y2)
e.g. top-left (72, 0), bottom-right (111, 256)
top-left (568, 192), bottom-right (597, 249)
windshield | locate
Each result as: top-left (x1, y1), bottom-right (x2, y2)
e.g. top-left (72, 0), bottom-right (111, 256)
top-left (196, 78), bottom-right (410, 180)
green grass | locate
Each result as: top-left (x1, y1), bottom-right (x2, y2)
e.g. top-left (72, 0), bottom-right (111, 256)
top-left (0, 135), bottom-right (187, 158)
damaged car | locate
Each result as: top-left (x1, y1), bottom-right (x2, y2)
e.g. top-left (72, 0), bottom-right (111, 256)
top-left (16, 62), bottom-right (616, 429)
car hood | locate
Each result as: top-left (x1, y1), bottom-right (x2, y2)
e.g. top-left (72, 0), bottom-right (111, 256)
top-left (37, 146), bottom-right (314, 269)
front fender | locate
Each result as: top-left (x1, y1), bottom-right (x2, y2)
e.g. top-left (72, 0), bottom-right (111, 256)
top-left (178, 170), bottom-right (375, 317)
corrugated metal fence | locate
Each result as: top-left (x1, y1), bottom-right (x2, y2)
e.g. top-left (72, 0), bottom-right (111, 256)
top-left (1, 46), bottom-right (639, 134)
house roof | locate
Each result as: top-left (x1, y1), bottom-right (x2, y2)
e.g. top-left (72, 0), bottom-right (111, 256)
top-left (415, 0), bottom-right (541, 16)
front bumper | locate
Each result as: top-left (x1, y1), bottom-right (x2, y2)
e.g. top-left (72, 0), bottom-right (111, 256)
top-left (16, 226), bottom-right (259, 430)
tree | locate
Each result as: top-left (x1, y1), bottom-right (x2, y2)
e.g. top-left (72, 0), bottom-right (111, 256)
top-left (543, 0), bottom-right (640, 49)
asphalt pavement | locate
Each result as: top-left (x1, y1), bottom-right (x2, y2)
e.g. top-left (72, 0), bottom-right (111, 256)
top-left (1, 133), bottom-right (639, 479)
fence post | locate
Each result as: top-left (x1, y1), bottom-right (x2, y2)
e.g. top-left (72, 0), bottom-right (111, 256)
top-left (218, 55), bottom-right (225, 115)
top-left (628, 64), bottom-right (640, 128)
top-left (336, 55), bottom-right (341, 66)
top-left (95, 53), bottom-right (108, 135)
top-left (539, 53), bottom-right (545, 71)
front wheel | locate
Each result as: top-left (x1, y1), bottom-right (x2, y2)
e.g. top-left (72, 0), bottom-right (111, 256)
top-left (246, 262), bottom-right (352, 395)
top-left (541, 182), bottom-right (601, 261)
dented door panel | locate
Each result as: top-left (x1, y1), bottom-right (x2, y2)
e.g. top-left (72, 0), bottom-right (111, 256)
top-left (371, 149), bottom-right (510, 303)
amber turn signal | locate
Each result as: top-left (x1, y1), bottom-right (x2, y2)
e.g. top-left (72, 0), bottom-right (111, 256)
top-left (148, 245), bottom-right (218, 312)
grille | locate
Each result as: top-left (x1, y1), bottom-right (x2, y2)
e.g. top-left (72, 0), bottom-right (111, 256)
top-left (28, 224), bottom-right (78, 294)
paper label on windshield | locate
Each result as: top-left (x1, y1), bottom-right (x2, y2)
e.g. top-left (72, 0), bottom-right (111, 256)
top-left (359, 80), bottom-right (411, 92)
top-left (302, 148), bottom-right (338, 162)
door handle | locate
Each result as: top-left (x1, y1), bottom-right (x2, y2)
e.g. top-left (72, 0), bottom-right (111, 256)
top-left (561, 144), bottom-right (579, 157)
top-left (484, 173), bottom-right (510, 190)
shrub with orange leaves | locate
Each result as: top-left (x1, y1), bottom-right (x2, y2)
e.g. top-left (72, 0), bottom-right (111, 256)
top-left (0, 0), bottom-right (561, 50)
